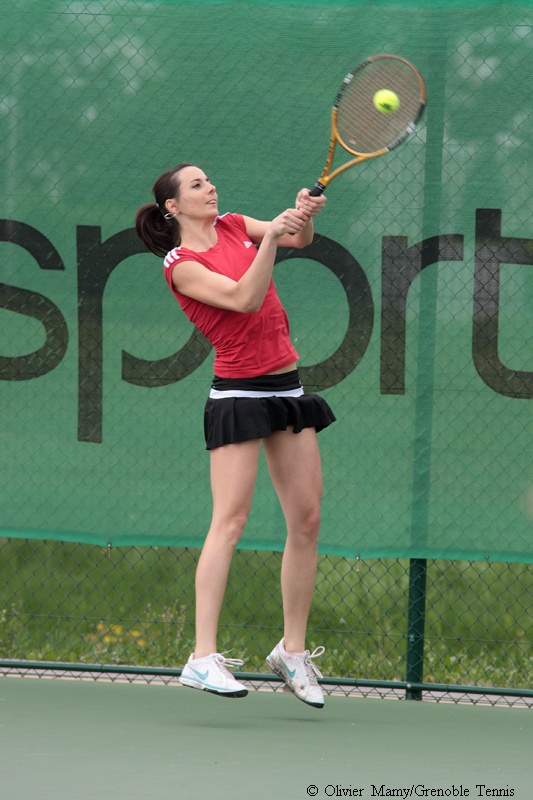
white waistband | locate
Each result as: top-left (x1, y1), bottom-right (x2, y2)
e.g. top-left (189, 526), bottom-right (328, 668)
top-left (209, 387), bottom-right (304, 400)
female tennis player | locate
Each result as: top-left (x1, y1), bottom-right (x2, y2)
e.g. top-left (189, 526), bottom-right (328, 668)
top-left (135, 163), bottom-right (335, 708)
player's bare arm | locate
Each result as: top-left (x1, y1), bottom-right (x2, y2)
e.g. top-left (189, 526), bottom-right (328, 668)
top-left (172, 208), bottom-right (309, 313)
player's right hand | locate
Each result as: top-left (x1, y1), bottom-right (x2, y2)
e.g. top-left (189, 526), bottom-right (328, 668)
top-left (269, 208), bottom-right (309, 238)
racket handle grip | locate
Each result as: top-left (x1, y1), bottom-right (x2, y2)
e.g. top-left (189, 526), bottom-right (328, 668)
top-left (309, 182), bottom-right (325, 197)
top-left (289, 182), bottom-right (324, 234)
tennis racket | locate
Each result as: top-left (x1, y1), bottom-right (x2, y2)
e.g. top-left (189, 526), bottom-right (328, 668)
top-left (309, 54), bottom-right (426, 196)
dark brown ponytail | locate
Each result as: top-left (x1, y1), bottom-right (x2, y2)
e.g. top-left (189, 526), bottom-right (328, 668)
top-left (135, 162), bottom-right (193, 257)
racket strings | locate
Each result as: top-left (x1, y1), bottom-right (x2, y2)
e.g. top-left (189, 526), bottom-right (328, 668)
top-left (336, 60), bottom-right (423, 154)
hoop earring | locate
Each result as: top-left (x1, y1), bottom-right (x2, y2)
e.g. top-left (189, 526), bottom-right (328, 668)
top-left (163, 211), bottom-right (176, 220)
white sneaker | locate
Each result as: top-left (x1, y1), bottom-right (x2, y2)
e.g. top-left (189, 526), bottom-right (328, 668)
top-left (179, 653), bottom-right (248, 698)
top-left (266, 639), bottom-right (325, 708)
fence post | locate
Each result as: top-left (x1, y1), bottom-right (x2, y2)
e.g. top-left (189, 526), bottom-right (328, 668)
top-left (406, 557), bottom-right (427, 700)
top-left (405, 19), bottom-right (447, 701)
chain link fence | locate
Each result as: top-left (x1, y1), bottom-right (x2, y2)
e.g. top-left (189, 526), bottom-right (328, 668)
top-left (1, 539), bottom-right (532, 705)
top-left (1, 1), bottom-right (532, 703)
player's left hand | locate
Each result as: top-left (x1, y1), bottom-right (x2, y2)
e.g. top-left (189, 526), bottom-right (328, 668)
top-left (295, 188), bottom-right (327, 217)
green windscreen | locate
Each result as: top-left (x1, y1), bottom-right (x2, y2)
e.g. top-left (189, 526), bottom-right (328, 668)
top-left (1, 1), bottom-right (532, 561)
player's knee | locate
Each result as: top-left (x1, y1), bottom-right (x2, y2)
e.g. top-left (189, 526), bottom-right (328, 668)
top-left (222, 511), bottom-right (249, 546)
top-left (307, 509), bottom-right (321, 541)
top-left (294, 506), bottom-right (321, 544)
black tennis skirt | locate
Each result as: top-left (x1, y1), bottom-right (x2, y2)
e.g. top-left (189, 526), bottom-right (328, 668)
top-left (203, 369), bottom-right (336, 450)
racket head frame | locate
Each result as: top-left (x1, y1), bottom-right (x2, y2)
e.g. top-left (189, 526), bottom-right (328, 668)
top-left (310, 54), bottom-right (426, 196)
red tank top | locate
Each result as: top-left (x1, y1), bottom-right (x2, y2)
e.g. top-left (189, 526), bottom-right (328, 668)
top-left (163, 213), bottom-right (299, 378)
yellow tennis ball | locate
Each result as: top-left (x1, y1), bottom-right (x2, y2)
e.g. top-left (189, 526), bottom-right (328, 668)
top-left (373, 89), bottom-right (400, 114)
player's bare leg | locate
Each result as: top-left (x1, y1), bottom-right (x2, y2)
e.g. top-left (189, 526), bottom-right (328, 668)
top-left (179, 440), bottom-right (261, 697)
top-left (194, 439), bottom-right (261, 658)
top-left (263, 427), bottom-right (322, 652)
top-left (263, 426), bottom-right (325, 707)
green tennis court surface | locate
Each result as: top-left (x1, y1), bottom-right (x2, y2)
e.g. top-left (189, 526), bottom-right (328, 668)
top-left (0, 677), bottom-right (531, 799)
